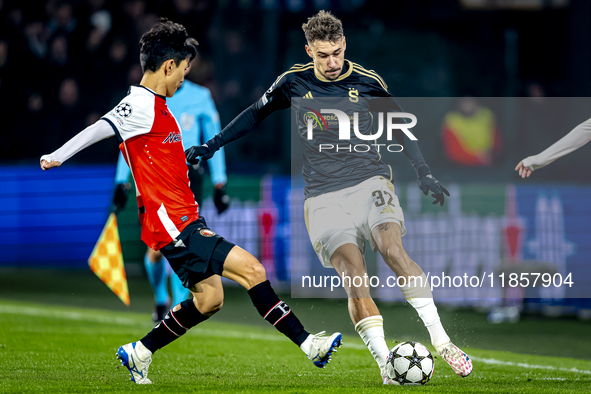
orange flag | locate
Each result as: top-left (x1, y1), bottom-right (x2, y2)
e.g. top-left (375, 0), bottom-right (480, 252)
top-left (88, 213), bottom-right (130, 306)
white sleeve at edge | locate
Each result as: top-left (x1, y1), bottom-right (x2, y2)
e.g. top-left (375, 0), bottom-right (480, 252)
top-left (40, 119), bottom-right (115, 164)
top-left (522, 117), bottom-right (591, 171)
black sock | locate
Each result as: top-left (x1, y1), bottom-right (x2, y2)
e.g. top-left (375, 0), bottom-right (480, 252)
top-left (155, 304), bottom-right (168, 321)
top-left (140, 298), bottom-right (208, 354)
top-left (247, 280), bottom-right (309, 346)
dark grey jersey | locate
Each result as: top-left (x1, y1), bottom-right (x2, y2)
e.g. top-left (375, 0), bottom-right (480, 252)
top-left (262, 60), bottom-right (409, 198)
top-left (217, 59), bottom-right (429, 198)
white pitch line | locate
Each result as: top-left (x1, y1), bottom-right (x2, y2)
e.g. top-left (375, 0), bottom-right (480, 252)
top-left (470, 356), bottom-right (591, 375)
top-left (2, 304), bottom-right (591, 375)
top-left (0, 304), bottom-right (137, 326)
top-left (191, 328), bottom-right (289, 342)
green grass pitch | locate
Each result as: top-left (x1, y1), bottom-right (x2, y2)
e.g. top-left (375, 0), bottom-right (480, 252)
top-left (1, 298), bottom-right (590, 393)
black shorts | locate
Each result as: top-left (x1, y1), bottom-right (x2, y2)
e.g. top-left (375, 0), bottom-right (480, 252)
top-left (160, 216), bottom-right (235, 289)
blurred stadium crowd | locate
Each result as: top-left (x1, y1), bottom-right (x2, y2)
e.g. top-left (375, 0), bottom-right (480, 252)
top-left (1, 0), bottom-right (591, 179)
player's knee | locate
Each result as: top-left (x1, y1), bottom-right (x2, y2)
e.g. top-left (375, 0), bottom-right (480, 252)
top-left (213, 298), bottom-right (224, 312)
top-left (208, 299), bottom-right (223, 315)
top-left (193, 291), bottom-right (224, 317)
top-left (191, 293), bottom-right (224, 317)
top-left (168, 298), bottom-right (210, 330)
top-left (243, 258), bottom-right (267, 287)
top-left (206, 291), bottom-right (224, 315)
top-left (199, 299), bottom-right (224, 317)
top-left (386, 244), bottom-right (407, 266)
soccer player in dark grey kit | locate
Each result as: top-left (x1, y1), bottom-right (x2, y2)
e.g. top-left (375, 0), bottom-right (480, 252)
top-left (186, 11), bottom-right (472, 384)
top-left (40, 18), bottom-right (342, 385)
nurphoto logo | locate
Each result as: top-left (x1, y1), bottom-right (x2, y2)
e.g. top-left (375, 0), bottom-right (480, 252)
top-left (304, 109), bottom-right (418, 153)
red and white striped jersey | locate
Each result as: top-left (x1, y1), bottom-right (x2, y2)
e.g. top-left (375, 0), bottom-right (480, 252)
top-left (102, 85), bottom-right (199, 250)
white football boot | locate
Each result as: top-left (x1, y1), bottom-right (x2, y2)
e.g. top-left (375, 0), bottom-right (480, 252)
top-left (381, 355), bottom-right (399, 385)
top-left (437, 343), bottom-right (472, 377)
top-left (117, 342), bottom-right (153, 384)
top-left (301, 331), bottom-right (343, 368)
top-left (381, 370), bottom-right (399, 385)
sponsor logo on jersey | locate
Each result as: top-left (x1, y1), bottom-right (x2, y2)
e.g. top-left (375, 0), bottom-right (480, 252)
top-left (303, 108), bottom-right (328, 131)
top-left (110, 113), bottom-right (124, 126)
top-left (200, 229), bottom-right (216, 237)
top-left (162, 131), bottom-right (182, 144)
top-left (303, 108), bottom-right (352, 130)
top-left (115, 102), bottom-right (133, 118)
top-left (303, 91), bottom-right (314, 99)
top-left (161, 109), bottom-right (169, 116)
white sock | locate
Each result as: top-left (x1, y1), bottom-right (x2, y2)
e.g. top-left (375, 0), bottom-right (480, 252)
top-left (135, 341), bottom-right (153, 361)
top-left (299, 334), bottom-right (312, 354)
top-left (399, 273), bottom-right (450, 352)
top-left (355, 315), bottom-right (390, 370)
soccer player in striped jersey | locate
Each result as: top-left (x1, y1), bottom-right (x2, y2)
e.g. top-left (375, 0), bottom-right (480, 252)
top-left (516, 117), bottom-right (591, 177)
top-left (40, 18), bottom-right (342, 385)
top-left (186, 11), bottom-right (472, 384)
top-left (113, 63), bottom-right (230, 323)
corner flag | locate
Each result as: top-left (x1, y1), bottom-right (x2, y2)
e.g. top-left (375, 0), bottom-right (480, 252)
top-left (88, 213), bottom-right (130, 306)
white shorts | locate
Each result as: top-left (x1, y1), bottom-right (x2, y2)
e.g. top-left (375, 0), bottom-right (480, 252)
top-left (305, 176), bottom-right (406, 268)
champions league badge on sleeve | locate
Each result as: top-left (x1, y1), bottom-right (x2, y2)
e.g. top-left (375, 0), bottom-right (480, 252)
top-left (115, 103), bottom-right (133, 118)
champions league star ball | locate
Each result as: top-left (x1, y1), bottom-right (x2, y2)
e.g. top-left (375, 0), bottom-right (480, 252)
top-left (385, 341), bottom-right (435, 386)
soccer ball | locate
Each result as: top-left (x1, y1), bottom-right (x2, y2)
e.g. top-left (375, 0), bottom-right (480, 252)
top-left (385, 341), bottom-right (434, 386)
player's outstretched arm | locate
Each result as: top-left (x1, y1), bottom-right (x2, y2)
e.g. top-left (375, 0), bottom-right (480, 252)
top-left (516, 117), bottom-right (591, 178)
top-left (199, 97), bottom-right (231, 214)
top-left (186, 75), bottom-right (290, 165)
top-left (40, 159), bottom-right (62, 171)
top-left (185, 98), bottom-right (281, 164)
top-left (515, 161), bottom-right (532, 178)
top-left (200, 90), bottom-right (227, 185)
top-left (40, 119), bottom-right (115, 171)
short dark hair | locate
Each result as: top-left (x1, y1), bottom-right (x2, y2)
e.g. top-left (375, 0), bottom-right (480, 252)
top-left (139, 18), bottom-right (198, 73)
top-left (302, 10), bottom-right (343, 45)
